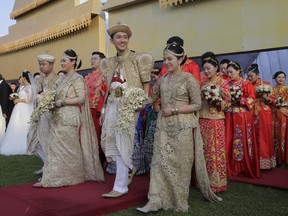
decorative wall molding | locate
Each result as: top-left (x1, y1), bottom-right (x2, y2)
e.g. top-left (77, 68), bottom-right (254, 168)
top-left (159, 0), bottom-right (192, 7)
top-left (10, 0), bottom-right (52, 19)
top-left (0, 13), bottom-right (91, 54)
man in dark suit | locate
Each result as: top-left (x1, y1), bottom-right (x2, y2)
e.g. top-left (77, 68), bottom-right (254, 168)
top-left (0, 74), bottom-right (13, 126)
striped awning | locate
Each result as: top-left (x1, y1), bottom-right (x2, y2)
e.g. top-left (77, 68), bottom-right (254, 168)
top-left (0, 13), bottom-right (92, 54)
top-left (10, 0), bottom-right (51, 19)
top-left (159, 0), bottom-right (192, 7)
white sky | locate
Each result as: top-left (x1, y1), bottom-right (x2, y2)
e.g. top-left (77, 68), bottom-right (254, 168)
top-left (0, 0), bottom-right (107, 37)
top-left (0, 0), bottom-right (16, 36)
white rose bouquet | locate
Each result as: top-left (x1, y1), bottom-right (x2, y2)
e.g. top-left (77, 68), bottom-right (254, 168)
top-left (201, 83), bottom-right (223, 107)
top-left (230, 85), bottom-right (243, 103)
top-left (255, 84), bottom-right (272, 97)
top-left (29, 90), bottom-right (57, 128)
top-left (117, 87), bottom-right (148, 133)
top-left (276, 96), bottom-right (287, 108)
top-left (9, 92), bottom-right (20, 100)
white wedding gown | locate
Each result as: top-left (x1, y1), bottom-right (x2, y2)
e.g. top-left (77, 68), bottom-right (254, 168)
top-left (0, 106), bottom-right (5, 142)
top-left (0, 85), bottom-right (34, 155)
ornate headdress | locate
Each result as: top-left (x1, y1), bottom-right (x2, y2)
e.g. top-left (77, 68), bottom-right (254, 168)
top-left (203, 57), bottom-right (219, 66)
top-left (37, 54), bottom-right (55, 63)
top-left (228, 61), bottom-right (240, 70)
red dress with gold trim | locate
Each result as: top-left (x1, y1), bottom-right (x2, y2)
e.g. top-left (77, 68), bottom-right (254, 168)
top-left (199, 76), bottom-right (230, 192)
top-left (273, 84), bottom-right (288, 165)
top-left (225, 78), bottom-right (260, 178)
top-left (219, 73), bottom-right (231, 82)
top-left (251, 79), bottom-right (276, 169)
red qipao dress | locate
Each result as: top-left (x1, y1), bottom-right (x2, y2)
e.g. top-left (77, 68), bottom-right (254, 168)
top-left (251, 79), bottom-right (276, 169)
top-left (225, 77), bottom-right (260, 178)
top-left (199, 76), bottom-right (230, 192)
top-left (159, 58), bottom-right (201, 84)
top-left (273, 84), bottom-right (288, 165)
top-left (219, 73), bottom-right (231, 82)
top-left (85, 68), bottom-right (108, 163)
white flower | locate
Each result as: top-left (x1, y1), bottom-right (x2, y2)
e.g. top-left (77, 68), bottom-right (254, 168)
top-left (255, 84), bottom-right (272, 97)
top-left (29, 90), bottom-right (56, 128)
top-left (230, 85), bottom-right (243, 102)
top-left (117, 87), bottom-right (148, 133)
top-left (9, 93), bottom-right (19, 100)
top-left (201, 83), bottom-right (223, 106)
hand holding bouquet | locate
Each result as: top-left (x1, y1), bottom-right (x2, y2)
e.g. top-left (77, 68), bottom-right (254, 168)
top-left (9, 93), bottom-right (19, 100)
top-left (117, 87), bottom-right (148, 133)
top-left (276, 96), bottom-right (287, 108)
top-left (29, 90), bottom-right (57, 128)
top-left (255, 84), bottom-right (272, 98)
top-left (201, 84), bottom-right (223, 107)
top-left (230, 85), bottom-right (243, 104)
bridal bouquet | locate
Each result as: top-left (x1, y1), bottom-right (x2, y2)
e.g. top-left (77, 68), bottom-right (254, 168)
top-left (9, 92), bottom-right (19, 100)
top-left (117, 87), bottom-right (148, 133)
top-left (230, 85), bottom-right (243, 103)
top-left (276, 96), bottom-right (287, 108)
top-left (29, 90), bottom-right (57, 128)
top-left (255, 84), bottom-right (272, 97)
top-left (201, 83), bottom-right (223, 106)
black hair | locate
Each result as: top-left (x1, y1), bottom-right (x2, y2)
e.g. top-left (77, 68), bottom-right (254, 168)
top-left (220, 59), bottom-right (230, 65)
top-left (201, 52), bottom-right (219, 67)
top-left (0, 74), bottom-right (3, 81)
top-left (248, 63), bottom-right (259, 75)
top-left (64, 49), bottom-right (82, 69)
top-left (227, 61), bottom-right (241, 71)
top-left (92, 51), bottom-right (106, 59)
top-left (10, 82), bottom-right (17, 85)
top-left (273, 71), bottom-right (286, 79)
top-left (166, 36), bottom-right (184, 46)
top-left (164, 43), bottom-right (186, 65)
top-left (22, 71), bottom-right (31, 84)
top-left (33, 72), bottom-right (40, 78)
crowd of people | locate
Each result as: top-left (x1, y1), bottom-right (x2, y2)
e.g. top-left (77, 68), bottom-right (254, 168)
top-left (0, 23), bottom-right (287, 213)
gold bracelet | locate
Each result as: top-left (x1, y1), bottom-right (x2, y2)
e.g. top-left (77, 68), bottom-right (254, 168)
top-left (175, 108), bottom-right (179, 114)
top-left (171, 108), bottom-right (175, 115)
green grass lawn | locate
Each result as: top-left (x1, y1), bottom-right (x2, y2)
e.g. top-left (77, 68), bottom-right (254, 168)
top-left (1, 155), bottom-right (288, 216)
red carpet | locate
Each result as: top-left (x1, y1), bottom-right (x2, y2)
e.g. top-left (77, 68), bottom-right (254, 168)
top-left (0, 173), bottom-right (149, 216)
top-left (230, 166), bottom-right (288, 189)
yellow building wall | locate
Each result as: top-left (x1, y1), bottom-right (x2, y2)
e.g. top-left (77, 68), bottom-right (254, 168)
top-left (1, 0), bottom-right (287, 80)
top-left (0, 0), bottom-right (105, 80)
top-left (105, 0), bottom-right (288, 60)
top-left (0, 17), bottom-right (103, 80)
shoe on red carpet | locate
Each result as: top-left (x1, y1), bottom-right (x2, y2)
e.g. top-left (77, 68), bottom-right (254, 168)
top-left (33, 182), bottom-right (43, 188)
top-left (102, 190), bottom-right (128, 198)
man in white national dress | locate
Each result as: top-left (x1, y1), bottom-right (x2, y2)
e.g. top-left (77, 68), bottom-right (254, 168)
top-left (27, 54), bottom-right (58, 174)
top-left (100, 23), bottom-right (154, 198)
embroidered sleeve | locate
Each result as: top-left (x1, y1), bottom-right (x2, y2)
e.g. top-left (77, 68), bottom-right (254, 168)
top-left (221, 80), bottom-right (231, 109)
top-left (240, 82), bottom-right (255, 110)
top-left (187, 74), bottom-right (202, 112)
top-left (100, 58), bottom-right (109, 82)
top-left (266, 83), bottom-right (277, 106)
top-left (68, 78), bottom-right (86, 105)
top-left (137, 52), bottom-right (154, 83)
top-left (24, 85), bottom-right (33, 103)
top-left (150, 77), bottom-right (161, 102)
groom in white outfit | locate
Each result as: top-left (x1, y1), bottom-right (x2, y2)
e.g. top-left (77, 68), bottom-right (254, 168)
top-left (27, 54), bottom-right (58, 174)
